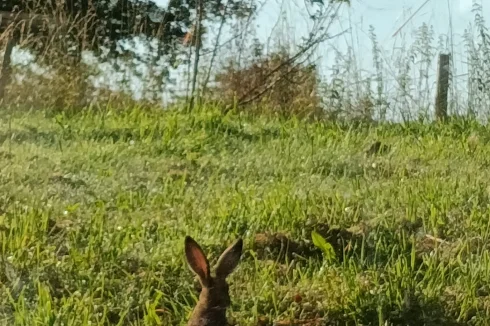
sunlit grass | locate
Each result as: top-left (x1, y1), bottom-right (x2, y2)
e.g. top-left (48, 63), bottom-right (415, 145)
top-left (0, 106), bottom-right (489, 325)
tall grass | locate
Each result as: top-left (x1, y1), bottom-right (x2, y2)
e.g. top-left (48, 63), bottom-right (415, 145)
top-left (319, 2), bottom-right (489, 122)
top-left (3, 2), bottom-right (488, 121)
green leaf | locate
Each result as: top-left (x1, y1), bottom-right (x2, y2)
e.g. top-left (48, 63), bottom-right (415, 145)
top-left (311, 230), bottom-right (337, 263)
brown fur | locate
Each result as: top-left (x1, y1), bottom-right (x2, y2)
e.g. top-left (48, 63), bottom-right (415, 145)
top-left (185, 236), bottom-right (243, 326)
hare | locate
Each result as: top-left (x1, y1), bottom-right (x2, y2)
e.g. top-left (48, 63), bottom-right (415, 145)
top-left (184, 235), bottom-right (243, 326)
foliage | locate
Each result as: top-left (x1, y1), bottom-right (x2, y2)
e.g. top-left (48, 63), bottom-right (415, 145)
top-left (0, 0), bottom-right (255, 61)
top-left (213, 50), bottom-right (322, 117)
top-left (311, 230), bottom-right (336, 264)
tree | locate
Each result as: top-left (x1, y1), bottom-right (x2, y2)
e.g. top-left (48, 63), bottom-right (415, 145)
top-left (0, 0), bottom-right (253, 58)
top-left (0, 0), bottom-right (255, 99)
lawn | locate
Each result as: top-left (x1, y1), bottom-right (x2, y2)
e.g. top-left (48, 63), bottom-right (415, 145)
top-left (0, 106), bottom-right (490, 325)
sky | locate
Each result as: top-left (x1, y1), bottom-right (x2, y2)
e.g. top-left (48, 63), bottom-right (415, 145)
top-left (252, 0), bottom-right (479, 44)
top-left (238, 0), bottom-right (485, 76)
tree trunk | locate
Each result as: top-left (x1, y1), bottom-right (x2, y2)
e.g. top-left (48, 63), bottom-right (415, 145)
top-left (0, 29), bottom-right (20, 101)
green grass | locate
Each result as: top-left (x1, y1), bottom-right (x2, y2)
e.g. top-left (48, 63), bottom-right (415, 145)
top-left (0, 106), bottom-right (490, 325)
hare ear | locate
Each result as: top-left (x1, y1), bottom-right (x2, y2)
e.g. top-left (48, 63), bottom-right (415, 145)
top-left (185, 236), bottom-right (211, 286)
top-left (215, 239), bottom-right (243, 279)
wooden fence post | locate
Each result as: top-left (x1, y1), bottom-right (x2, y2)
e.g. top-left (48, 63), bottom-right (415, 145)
top-left (435, 53), bottom-right (450, 121)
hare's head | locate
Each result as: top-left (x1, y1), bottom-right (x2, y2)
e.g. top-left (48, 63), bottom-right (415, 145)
top-left (184, 236), bottom-right (243, 321)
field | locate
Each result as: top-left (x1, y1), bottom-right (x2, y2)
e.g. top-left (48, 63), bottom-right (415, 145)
top-left (1, 106), bottom-right (490, 325)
